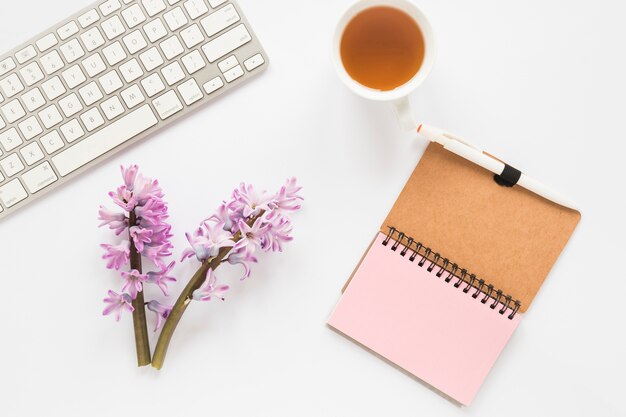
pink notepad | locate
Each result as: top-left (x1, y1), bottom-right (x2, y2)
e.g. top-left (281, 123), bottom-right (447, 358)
top-left (328, 233), bottom-right (522, 405)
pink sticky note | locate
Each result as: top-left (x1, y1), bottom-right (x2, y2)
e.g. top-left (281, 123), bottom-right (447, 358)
top-left (328, 233), bottom-right (521, 406)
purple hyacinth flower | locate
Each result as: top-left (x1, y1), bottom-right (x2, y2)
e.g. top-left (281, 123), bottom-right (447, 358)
top-left (146, 300), bottom-right (173, 332)
top-left (233, 218), bottom-right (270, 253)
top-left (192, 269), bottom-right (229, 301)
top-left (121, 164), bottom-right (139, 191)
top-left (180, 221), bottom-right (234, 263)
top-left (98, 206), bottom-right (128, 236)
top-left (262, 214), bottom-right (294, 252)
top-left (103, 290), bottom-right (134, 321)
top-left (271, 177), bottom-right (303, 212)
top-left (230, 182), bottom-right (273, 218)
top-left (147, 261), bottom-right (177, 296)
top-left (129, 226), bottom-right (153, 252)
top-left (227, 246), bottom-right (258, 280)
top-left (120, 269), bottom-right (149, 299)
top-left (101, 241), bottom-right (130, 270)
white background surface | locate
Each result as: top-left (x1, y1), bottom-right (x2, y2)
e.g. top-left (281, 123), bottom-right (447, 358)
top-left (0, 0), bottom-right (624, 415)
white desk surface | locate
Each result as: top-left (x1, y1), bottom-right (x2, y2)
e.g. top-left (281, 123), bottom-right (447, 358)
top-left (1, 0), bottom-right (624, 415)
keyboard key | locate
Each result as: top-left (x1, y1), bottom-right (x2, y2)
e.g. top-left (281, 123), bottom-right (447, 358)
top-left (38, 105), bottom-right (63, 128)
top-left (81, 27), bottom-right (106, 52)
top-left (18, 116), bottom-right (43, 140)
top-left (101, 96), bottom-right (125, 120)
top-left (177, 79), bottom-right (203, 105)
top-left (52, 105), bottom-right (158, 176)
top-left (22, 88), bottom-right (46, 112)
top-left (141, 73), bottom-right (165, 97)
top-left (99, 70), bottom-right (124, 94)
top-left (81, 108), bottom-right (105, 132)
top-left (79, 81), bottom-right (104, 105)
top-left (184, 0), bottom-right (209, 19)
top-left (36, 33), bottom-right (58, 52)
top-left (123, 30), bottom-right (148, 54)
top-left (218, 55), bottom-right (238, 72)
top-left (0, 74), bottom-right (24, 98)
top-left (41, 131), bottom-right (65, 154)
top-left (102, 42), bottom-right (127, 66)
top-left (83, 53), bottom-right (107, 77)
top-left (0, 58), bottom-right (16, 77)
top-left (20, 62), bottom-right (45, 86)
top-left (223, 65), bottom-right (244, 83)
top-left (143, 18), bottom-right (168, 43)
top-left (60, 119), bottom-right (85, 143)
top-left (208, 0), bottom-right (227, 7)
top-left (0, 172), bottom-right (4, 185)
top-left (161, 62), bottom-right (185, 85)
top-left (224, 65), bottom-right (244, 83)
top-left (180, 24), bottom-right (205, 48)
top-left (202, 24), bottom-right (251, 63)
top-left (0, 179), bottom-right (28, 208)
top-left (0, 128), bottom-right (23, 152)
top-left (16, 45), bottom-right (37, 64)
top-left (244, 54), bottom-right (265, 72)
top-left (78, 9), bottom-right (100, 28)
top-left (58, 94), bottom-right (83, 117)
top-left (40, 50), bottom-right (65, 75)
top-left (60, 39), bottom-right (85, 63)
top-left (181, 50), bottom-right (206, 74)
top-left (160, 36), bottom-right (184, 60)
top-left (0, 115), bottom-right (5, 131)
top-left (0, 153), bottom-right (25, 177)
top-left (122, 4), bottom-right (146, 29)
top-left (2, 99), bottom-right (26, 123)
top-left (20, 142), bottom-right (44, 165)
top-left (164, 7), bottom-right (188, 31)
top-left (168, 0), bottom-right (182, 4)
top-left (22, 161), bottom-right (58, 193)
top-left (121, 84), bottom-right (146, 108)
top-left (201, 4), bottom-right (240, 37)
top-left (119, 59), bottom-right (144, 83)
top-left (142, 0), bottom-right (167, 17)
top-left (102, 15), bottom-right (126, 40)
top-left (58, 21), bottom-right (79, 40)
top-left (202, 76), bottom-right (223, 94)
top-left (62, 65), bottom-right (87, 89)
top-left (152, 90), bottom-right (183, 119)
top-left (41, 76), bottom-right (66, 100)
top-left (100, 0), bottom-right (121, 16)
top-left (139, 47), bottom-right (164, 71)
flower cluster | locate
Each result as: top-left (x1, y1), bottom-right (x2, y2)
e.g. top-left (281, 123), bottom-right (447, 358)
top-left (99, 165), bottom-right (175, 328)
top-left (182, 178), bottom-right (303, 301)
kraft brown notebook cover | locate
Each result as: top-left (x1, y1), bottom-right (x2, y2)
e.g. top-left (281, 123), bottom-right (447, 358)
top-left (378, 143), bottom-right (580, 312)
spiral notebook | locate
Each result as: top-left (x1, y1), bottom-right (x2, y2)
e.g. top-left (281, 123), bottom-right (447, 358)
top-left (327, 143), bottom-right (580, 406)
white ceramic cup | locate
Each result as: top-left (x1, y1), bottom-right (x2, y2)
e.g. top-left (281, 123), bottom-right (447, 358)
top-left (333, 0), bottom-right (436, 131)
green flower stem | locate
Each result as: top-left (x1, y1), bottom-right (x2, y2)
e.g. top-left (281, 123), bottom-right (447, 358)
top-left (150, 260), bottom-right (211, 370)
top-left (151, 212), bottom-right (263, 370)
top-left (129, 211), bottom-right (151, 367)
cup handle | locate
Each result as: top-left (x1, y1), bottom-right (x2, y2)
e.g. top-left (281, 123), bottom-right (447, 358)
top-left (393, 97), bottom-right (418, 131)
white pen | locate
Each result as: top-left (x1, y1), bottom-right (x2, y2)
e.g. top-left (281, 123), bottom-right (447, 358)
top-left (416, 124), bottom-right (578, 210)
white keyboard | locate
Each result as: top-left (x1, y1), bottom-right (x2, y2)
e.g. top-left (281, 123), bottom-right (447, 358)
top-left (0, 0), bottom-right (267, 220)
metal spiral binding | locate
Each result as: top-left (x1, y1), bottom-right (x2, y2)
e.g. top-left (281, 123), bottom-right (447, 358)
top-left (382, 226), bottom-right (521, 319)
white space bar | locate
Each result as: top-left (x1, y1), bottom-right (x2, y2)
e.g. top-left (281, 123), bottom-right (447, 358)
top-left (52, 105), bottom-right (158, 177)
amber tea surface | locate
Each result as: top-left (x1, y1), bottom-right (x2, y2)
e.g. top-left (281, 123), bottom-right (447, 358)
top-left (340, 6), bottom-right (425, 91)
